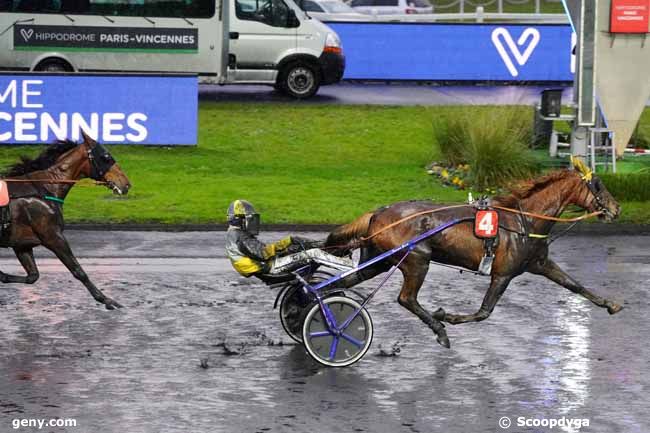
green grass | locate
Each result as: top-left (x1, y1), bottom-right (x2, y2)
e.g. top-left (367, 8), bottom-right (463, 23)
top-left (1, 103), bottom-right (468, 224)
top-left (0, 103), bottom-right (648, 225)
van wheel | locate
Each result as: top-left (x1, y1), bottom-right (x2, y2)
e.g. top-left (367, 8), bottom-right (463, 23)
top-left (35, 58), bottom-right (73, 72)
top-left (278, 61), bottom-right (320, 99)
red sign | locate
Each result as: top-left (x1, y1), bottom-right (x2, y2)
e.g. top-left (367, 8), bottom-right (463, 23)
top-left (474, 210), bottom-right (499, 238)
top-left (611, 0), bottom-right (650, 33)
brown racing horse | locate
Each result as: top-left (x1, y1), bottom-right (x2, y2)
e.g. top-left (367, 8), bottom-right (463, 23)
top-left (0, 132), bottom-right (131, 310)
top-left (325, 161), bottom-right (622, 348)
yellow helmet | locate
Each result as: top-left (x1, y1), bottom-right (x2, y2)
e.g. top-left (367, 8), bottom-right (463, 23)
top-left (227, 200), bottom-right (260, 234)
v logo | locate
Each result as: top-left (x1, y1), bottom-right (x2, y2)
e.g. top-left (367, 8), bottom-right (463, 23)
top-left (20, 28), bottom-right (34, 42)
top-left (491, 27), bottom-right (540, 77)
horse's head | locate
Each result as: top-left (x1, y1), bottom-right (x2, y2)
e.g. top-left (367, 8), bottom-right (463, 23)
top-left (80, 131), bottom-right (131, 195)
top-left (570, 157), bottom-right (620, 222)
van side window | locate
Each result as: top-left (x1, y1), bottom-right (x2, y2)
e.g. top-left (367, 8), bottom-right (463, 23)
top-left (14, 0), bottom-right (60, 12)
top-left (350, 0), bottom-right (372, 6)
top-left (236, 0), bottom-right (294, 27)
top-left (10, 0), bottom-right (215, 17)
top-left (301, 0), bottom-right (323, 12)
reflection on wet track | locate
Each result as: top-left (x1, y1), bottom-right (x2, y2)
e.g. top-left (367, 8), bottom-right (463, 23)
top-left (0, 232), bottom-right (648, 432)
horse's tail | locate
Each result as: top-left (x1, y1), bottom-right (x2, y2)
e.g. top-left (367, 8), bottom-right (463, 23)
top-left (325, 212), bottom-right (374, 253)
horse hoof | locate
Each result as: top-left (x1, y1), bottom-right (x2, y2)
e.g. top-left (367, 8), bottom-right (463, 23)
top-left (436, 335), bottom-right (451, 349)
top-left (104, 299), bottom-right (123, 310)
top-left (607, 304), bottom-right (623, 315)
top-left (432, 308), bottom-right (446, 321)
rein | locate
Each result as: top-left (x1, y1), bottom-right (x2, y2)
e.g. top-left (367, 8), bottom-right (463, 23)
top-left (491, 206), bottom-right (603, 223)
top-left (1, 179), bottom-right (107, 186)
top-left (1, 179), bottom-right (108, 206)
top-left (358, 205), bottom-right (603, 243)
top-left (359, 204), bottom-right (469, 241)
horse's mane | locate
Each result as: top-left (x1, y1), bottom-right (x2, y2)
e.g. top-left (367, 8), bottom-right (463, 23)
top-left (1, 140), bottom-right (78, 177)
top-left (493, 169), bottom-right (576, 207)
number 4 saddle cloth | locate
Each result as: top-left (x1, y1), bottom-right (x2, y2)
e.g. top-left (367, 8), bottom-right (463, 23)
top-left (474, 209), bottom-right (499, 276)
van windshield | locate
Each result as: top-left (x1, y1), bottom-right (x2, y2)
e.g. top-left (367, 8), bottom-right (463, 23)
top-left (320, 1), bottom-right (356, 13)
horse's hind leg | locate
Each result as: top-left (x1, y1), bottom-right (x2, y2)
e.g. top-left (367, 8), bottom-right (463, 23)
top-left (397, 258), bottom-right (450, 348)
top-left (437, 274), bottom-right (512, 325)
top-left (0, 248), bottom-right (39, 284)
top-left (529, 258), bottom-right (622, 314)
top-left (41, 233), bottom-right (122, 310)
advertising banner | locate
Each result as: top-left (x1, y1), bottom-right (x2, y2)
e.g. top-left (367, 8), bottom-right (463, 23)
top-left (13, 25), bottom-right (198, 53)
top-left (328, 23), bottom-right (575, 81)
top-left (610, 0), bottom-right (650, 33)
top-left (0, 75), bottom-right (197, 145)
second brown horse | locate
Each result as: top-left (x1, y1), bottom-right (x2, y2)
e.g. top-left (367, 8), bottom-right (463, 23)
top-left (326, 164), bottom-right (623, 348)
top-left (0, 132), bottom-right (131, 310)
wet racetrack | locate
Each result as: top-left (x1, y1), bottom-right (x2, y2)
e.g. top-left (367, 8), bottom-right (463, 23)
top-left (0, 231), bottom-right (648, 433)
top-left (199, 83), bottom-right (574, 106)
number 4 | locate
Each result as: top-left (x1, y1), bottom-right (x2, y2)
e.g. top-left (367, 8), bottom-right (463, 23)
top-left (478, 212), bottom-right (494, 233)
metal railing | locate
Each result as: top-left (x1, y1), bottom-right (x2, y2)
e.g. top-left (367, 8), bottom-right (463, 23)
top-left (431, 0), bottom-right (564, 14)
top-left (355, 9), bottom-right (568, 22)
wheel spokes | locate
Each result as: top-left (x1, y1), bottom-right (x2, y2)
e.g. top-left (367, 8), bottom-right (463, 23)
top-left (329, 336), bottom-right (339, 361)
top-left (303, 297), bottom-right (373, 367)
top-left (309, 331), bottom-right (332, 338)
top-left (341, 332), bottom-right (364, 348)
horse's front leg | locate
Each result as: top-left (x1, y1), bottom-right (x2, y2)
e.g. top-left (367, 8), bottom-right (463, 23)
top-left (435, 274), bottom-right (513, 325)
top-left (40, 232), bottom-right (122, 310)
top-left (529, 258), bottom-right (623, 315)
top-left (0, 248), bottom-right (40, 284)
top-left (397, 258), bottom-right (451, 348)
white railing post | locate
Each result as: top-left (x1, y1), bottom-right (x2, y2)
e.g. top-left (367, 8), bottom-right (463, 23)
top-left (535, 0), bottom-right (540, 14)
top-left (476, 5), bottom-right (484, 22)
top-left (459, 0), bottom-right (464, 14)
top-left (497, 0), bottom-right (502, 14)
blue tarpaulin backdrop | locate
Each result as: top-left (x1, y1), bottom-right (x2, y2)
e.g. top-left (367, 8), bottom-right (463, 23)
top-left (327, 23), bottom-right (574, 81)
top-left (0, 75), bottom-right (197, 145)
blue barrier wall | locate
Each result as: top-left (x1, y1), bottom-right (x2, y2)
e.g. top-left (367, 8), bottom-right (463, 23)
top-left (0, 75), bottom-right (197, 145)
top-left (327, 23), bottom-right (574, 82)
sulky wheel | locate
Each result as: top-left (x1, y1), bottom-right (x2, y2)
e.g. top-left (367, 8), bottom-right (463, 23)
top-left (279, 284), bottom-right (314, 343)
top-left (279, 270), bottom-right (337, 343)
top-left (302, 296), bottom-right (373, 367)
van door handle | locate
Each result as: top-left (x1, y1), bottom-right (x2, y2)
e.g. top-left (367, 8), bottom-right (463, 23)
top-left (229, 32), bottom-right (239, 39)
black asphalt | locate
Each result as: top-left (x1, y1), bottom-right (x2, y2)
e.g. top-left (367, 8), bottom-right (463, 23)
top-left (199, 83), bottom-right (574, 106)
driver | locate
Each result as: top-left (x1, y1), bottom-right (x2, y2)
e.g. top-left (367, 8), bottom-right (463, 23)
top-left (226, 199), bottom-right (354, 277)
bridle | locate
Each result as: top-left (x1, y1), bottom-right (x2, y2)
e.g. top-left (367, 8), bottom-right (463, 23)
top-left (579, 173), bottom-right (610, 217)
top-left (86, 143), bottom-right (116, 180)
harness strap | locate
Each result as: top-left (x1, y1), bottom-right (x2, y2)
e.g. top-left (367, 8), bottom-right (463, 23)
top-left (516, 201), bottom-right (549, 239)
top-left (44, 195), bottom-right (65, 204)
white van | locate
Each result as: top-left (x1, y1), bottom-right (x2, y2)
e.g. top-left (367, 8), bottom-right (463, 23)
top-left (0, 0), bottom-right (345, 98)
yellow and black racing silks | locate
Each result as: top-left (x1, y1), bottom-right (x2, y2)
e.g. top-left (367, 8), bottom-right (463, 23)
top-left (225, 226), bottom-right (293, 277)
